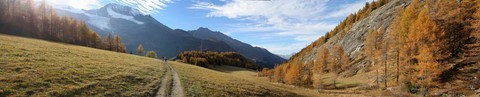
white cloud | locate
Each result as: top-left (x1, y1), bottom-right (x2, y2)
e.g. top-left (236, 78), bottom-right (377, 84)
top-left (223, 23), bottom-right (281, 33)
top-left (190, 0), bottom-right (335, 39)
top-left (113, 0), bottom-right (173, 14)
top-left (191, 0), bottom-right (371, 54)
top-left (191, 0), bottom-right (328, 19)
top-left (42, 0), bottom-right (102, 10)
top-left (254, 42), bottom-right (310, 55)
top-left (42, 0), bottom-right (172, 14)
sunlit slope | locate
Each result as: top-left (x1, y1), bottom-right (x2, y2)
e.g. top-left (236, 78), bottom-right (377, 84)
top-left (0, 34), bottom-right (322, 97)
top-left (169, 62), bottom-right (328, 97)
top-left (0, 34), bottom-right (166, 96)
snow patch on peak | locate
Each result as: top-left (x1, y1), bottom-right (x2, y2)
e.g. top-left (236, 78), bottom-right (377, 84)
top-left (129, 9), bottom-right (143, 16)
top-left (106, 3), bottom-right (144, 16)
top-left (54, 6), bottom-right (112, 31)
top-left (107, 7), bottom-right (144, 24)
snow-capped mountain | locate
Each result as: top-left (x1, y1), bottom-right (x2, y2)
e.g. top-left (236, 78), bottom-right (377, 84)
top-left (54, 3), bottom-right (150, 31)
top-left (54, 3), bottom-right (285, 68)
top-left (86, 4), bottom-right (144, 25)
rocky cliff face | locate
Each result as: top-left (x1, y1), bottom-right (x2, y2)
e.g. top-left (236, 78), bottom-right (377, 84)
top-left (292, 0), bottom-right (410, 75)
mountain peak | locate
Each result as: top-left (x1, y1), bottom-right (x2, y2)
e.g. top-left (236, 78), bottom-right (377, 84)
top-left (102, 3), bottom-right (143, 16)
top-left (197, 27), bottom-right (212, 32)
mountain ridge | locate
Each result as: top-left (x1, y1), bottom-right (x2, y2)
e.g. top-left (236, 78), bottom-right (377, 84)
top-left (54, 3), bottom-right (285, 68)
top-left (188, 27), bottom-right (286, 68)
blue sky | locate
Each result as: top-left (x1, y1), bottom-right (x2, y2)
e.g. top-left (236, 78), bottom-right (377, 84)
top-left (45, 0), bottom-right (374, 55)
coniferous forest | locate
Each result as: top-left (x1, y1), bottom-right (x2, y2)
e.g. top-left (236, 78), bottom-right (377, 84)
top-left (261, 0), bottom-right (480, 95)
top-left (176, 51), bottom-right (261, 70)
top-left (0, 0), bottom-right (127, 53)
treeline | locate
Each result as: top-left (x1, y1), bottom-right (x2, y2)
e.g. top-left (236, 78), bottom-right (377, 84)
top-left (0, 0), bottom-right (126, 53)
top-left (261, 0), bottom-right (480, 95)
top-left (259, 45), bottom-right (350, 87)
top-left (175, 51), bottom-right (261, 70)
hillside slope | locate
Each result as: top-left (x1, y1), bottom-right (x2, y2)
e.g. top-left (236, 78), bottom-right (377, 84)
top-left (169, 62), bottom-right (373, 97)
top-left (0, 34), bottom-right (166, 96)
top-left (188, 28), bottom-right (286, 68)
top-left (268, 0), bottom-right (480, 96)
top-left (292, 0), bottom-right (408, 73)
top-left (0, 34), bottom-right (328, 97)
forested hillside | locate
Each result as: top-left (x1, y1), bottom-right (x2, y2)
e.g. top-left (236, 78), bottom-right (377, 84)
top-left (262, 0), bottom-right (480, 96)
top-left (188, 27), bottom-right (286, 68)
top-left (0, 0), bottom-right (127, 53)
top-left (175, 51), bottom-right (261, 70)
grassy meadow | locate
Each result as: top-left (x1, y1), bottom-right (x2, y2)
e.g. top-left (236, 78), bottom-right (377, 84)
top-left (169, 62), bottom-right (328, 97)
top-left (0, 34), bottom-right (167, 96)
top-left (0, 34), bottom-right (372, 97)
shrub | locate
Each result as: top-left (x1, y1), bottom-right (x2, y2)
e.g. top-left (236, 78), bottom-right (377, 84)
top-left (145, 51), bottom-right (158, 58)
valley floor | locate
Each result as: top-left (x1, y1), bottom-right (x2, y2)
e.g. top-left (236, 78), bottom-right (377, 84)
top-left (0, 34), bottom-right (380, 97)
top-left (169, 62), bottom-right (376, 97)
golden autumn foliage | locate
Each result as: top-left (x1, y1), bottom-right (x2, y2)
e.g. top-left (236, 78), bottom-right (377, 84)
top-left (273, 64), bottom-right (286, 83)
top-left (285, 63), bottom-right (301, 85)
top-left (265, 0), bottom-right (393, 88)
top-left (312, 47), bottom-right (329, 89)
top-left (0, 0), bottom-right (128, 53)
top-left (386, 0), bottom-right (479, 95)
top-left (332, 45), bottom-right (350, 73)
top-left (365, 29), bottom-right (379, 64)
top-left (264, 0), bottom-right (478, 96)
top-left (404, 8), bottom-right (444, 93)
top-left (146, 51), bottom-right (158, 58)
top-left (113, 35), bottom-right (127, 53)
top-left (136, 44), bottom-right (145, 55)
top-left (316, 47), bottom-right (330, 73)
top-left (258, 68), bottom-right (273, 77)
top-left (176, 51), bottom-right (260, 70)
top-left (469, 0), bottom-right (480, 34)
top-left (387, 9), bottom-right (405, 84)
top-left (330, 45), bottom-right (350, 88)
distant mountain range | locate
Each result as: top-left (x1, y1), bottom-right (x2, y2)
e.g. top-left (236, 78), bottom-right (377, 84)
top-left (276, 53), bottom-right (295, 60)
top-left (54, 3), bottom-right (285, 68)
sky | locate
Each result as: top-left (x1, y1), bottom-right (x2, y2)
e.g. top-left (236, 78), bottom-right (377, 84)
top-left (44, 0), bottom-right (374, 55)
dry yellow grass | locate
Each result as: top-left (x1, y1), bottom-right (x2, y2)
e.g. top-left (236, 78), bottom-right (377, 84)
top-left (170, 63), bottom-right (331, 97)
top-left (0, 34), bottom-right (382, 97)
top-left (0, 34), bottom-right (167, 96)
top-left (170, 62), bottom-right (299, 96)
